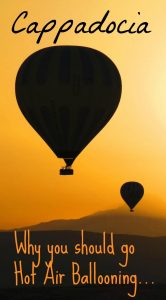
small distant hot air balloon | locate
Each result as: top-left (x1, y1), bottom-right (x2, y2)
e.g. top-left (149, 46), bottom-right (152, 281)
top-left (120, 182), bottom-right (144, 212)
top-left (15, 46), bottom-right (122, 175)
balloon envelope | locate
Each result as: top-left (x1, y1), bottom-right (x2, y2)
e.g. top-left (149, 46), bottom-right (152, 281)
top-left (15, 46), bottom-right (122, 173)
top-left (120, 182), bottom-right (144, 211)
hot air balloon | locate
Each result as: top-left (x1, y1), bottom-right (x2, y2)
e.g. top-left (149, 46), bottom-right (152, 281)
top-left (15, 46), bottom-right (122, 175)
top-left (120, 182), bottom-right (144, 212)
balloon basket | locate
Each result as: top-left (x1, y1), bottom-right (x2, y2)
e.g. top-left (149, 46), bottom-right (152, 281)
top-left (130, 209), bottom-right (134, 212)
top-left (60, 167), bottom-right (74, 175)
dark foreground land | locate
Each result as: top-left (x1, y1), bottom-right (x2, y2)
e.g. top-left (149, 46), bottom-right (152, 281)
top-left (0, 285), bottom-right (165, 300)
top-left (0, 231), bottom-right (166, 298)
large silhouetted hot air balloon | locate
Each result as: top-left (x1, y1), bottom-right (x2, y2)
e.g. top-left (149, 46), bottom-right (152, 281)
top-left (120, 182), bottom-right (144, 212)
top-left (15, 46), bottom-right (122, 175)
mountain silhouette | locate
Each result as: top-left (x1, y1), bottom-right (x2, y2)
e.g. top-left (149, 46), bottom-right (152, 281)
top-left (15, 206), bottom-right (166, 237)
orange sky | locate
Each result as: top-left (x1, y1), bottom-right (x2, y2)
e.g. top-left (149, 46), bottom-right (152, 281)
top-left (1, 0), bottom-right (166, 229)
